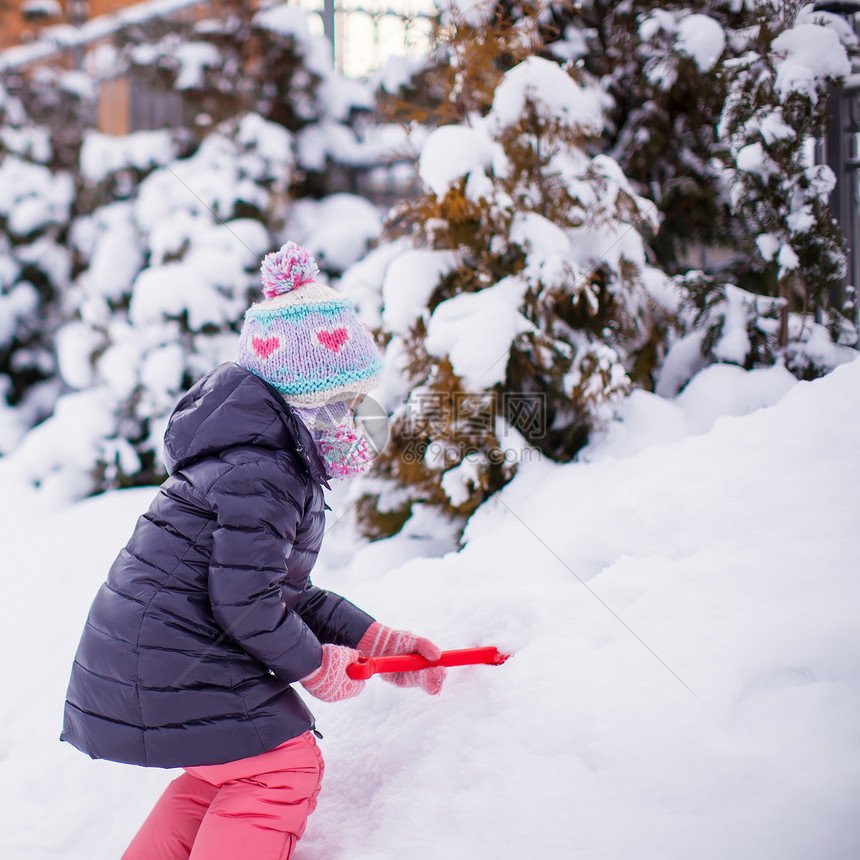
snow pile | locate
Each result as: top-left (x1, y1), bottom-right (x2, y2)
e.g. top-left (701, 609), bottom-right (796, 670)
top-left (1, 358), bottom-right (858, 858)
top-left (418, 125), bottom-right (509, 198)
top-left (380, 248), bottom-right (459, 337)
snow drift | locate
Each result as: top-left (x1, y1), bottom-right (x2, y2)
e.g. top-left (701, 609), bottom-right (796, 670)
top-left (1, 358), bottom-right (859, 859)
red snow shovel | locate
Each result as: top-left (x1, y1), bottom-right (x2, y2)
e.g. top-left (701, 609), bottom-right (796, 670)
top-left (346, 646), bottom-right (511, 680)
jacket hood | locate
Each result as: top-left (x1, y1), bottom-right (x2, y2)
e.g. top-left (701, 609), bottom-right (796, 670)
top-left (163, 363), bottom-right (329, 486)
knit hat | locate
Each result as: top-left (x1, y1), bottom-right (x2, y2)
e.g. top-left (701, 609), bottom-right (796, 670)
top-left (237, 242), bottom-right (383, 406)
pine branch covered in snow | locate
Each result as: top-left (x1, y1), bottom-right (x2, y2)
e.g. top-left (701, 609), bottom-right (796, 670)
top-left (531, 0), bottom-right (741, 274)
top-left (717, 2), bottom-right (854, 330)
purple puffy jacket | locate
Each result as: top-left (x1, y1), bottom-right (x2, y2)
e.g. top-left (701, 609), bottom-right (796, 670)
top-left (61, 363), bottom-right (374, 768)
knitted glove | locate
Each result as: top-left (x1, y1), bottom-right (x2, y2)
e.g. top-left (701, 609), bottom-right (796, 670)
top-left (300, 644), bottom-right (366, 703)
top-left (357, 621), bottom-right (446, 696)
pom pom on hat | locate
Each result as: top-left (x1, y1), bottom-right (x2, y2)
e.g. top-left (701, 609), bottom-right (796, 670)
top-left (260, 241), bottom-right (320, 299)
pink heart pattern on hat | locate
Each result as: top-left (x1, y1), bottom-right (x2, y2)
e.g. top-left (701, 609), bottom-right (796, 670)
top-left (317, 327), bottom-right (349, 353)
top-left (252, 335), bottom-right (280, 359)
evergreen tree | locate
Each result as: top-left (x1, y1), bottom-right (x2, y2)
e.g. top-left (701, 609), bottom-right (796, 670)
top-left (547, 0), bottom-right (741, 273)
top-left (356, 7), bottom-right (666, 536)
top-left (717, 2), bottom-right (854, 336)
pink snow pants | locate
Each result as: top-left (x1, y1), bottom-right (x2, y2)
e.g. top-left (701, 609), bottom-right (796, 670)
top-left (122, 731), bottom-right (324, 860)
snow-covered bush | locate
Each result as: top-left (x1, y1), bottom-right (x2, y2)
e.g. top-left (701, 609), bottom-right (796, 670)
top-left (1, 1), bottom-right (404, 501)
top-left (655, 270), bottom-right (858, 397)
top-left (26, 116), bottom-right (284, 497)
top-left (351, 18), bottom-right (666, 535)
top-left (487, 1), bottom-right (854, 308)
top-left (502, 0), bottom-right (741, 275)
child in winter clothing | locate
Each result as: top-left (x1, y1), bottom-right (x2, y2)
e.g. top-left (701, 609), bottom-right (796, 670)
top-left (61, 242), bottom-right (445, 859)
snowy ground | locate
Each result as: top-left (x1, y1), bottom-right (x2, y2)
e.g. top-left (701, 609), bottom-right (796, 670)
top-left (1, 358), bottom-right (859, 859)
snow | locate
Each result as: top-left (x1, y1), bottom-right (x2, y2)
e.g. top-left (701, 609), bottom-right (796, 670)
top-left (252, 2), bottom-right (372, 121)
top-left (380, 248), bottom-right (459, 336)
top-left (172, 41), bottom-right (222, 90)
top-left (286, 194), bottom-right (383, 273)
top-left (777, 243), bottom-right (800, 277)
top-left (337, 238), bottom-right (411, 331)
top-left (128, 262), bottom-right (240, 331)
top-left (797, 5), bottom-right (860, 54)
top-left (510, 210), bottom-right (570, 260)
top-left (1, 356), bottom-right (859, 858)
top-left (21, 0), bottom-right (62, 16)
top-left (735, 140), bottom-right (778, 182)
top-left (436, 0), bottom-right (495, 28)
top-left (771, 24), bottom-right (850, 103)
top-left (0, 124), bottom-right (53, 163)
top-left (758, 109), bottom-right (795, 145)
top-left (295, 121), bottom-right (353, 171)
top-left (711, 283), bottom-right (752, 365)
top-left (425, 277), bottom-right (533, 390)
top-left (488, 55), bottom-right (608, 136)
top-left (639, 10), bottom-right (676, 42)
top-left (56, 321), bottom-right (104, 390)
top-left (0, 0), bottom-right (222, 72)
top-left (15, 235), bottom-right (72, 292)
top-left (375, 54), bottom-right (428, 94)
top-left (755, 233), bottom-right (780, 262)
top-left (0, 387), bottom-right (118, 503)
top-left (673, 362), bottom-right (797, 432)
top-left (418, 124), bottom-right (509, 198)
top-left (0, 282), bottom-right (39, 350)
top-left (131, 114), bottom-right (292, 232)
top-left (0, 156), bottom-right (74, 237)
top-left (440, 452), bottom-right (484, 506)
top-left (550, 24), bottom-right (589, 62)
top-left (71, 202), bottom-right (144, 303)
top-left (253, 3), bottom-right (318, 44)
top-left (675, 14), bottom-right (725, 73)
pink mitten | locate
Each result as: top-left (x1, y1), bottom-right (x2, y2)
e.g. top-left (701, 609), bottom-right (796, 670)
top-left (300, 644), bottom-right (366, 702)
top-left (357, 621), bottom-right (446, 695)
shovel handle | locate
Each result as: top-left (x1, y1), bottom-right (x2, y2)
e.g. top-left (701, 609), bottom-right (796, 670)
top-left (346, 646), bottom-right (510, 681)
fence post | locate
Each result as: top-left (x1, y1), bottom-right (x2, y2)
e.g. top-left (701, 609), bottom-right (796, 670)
top-left (323, 0), bottom-right (335, 64)
top-left (814, 2), bottom-right (860, 344)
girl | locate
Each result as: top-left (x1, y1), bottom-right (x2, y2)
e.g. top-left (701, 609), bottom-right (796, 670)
top-left (61, 242), bottom-right (445, 859)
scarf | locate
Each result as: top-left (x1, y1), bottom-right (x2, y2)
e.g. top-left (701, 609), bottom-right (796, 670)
top-left (293, 401), bottom-right (374, 480)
